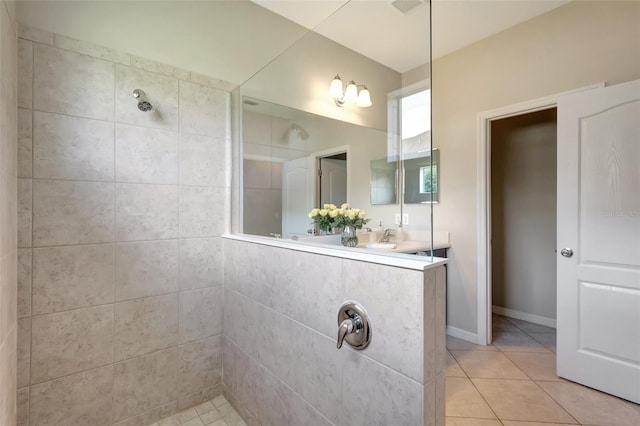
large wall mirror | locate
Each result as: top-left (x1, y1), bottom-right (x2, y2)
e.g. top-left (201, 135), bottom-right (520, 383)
top-left (242, 96), bottom-right (394, 238)
top-left (234, 1), bottom-right (433, 241)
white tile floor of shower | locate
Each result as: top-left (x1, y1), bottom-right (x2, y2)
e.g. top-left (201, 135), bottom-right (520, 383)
top-left (151, 395), bottom-right (246, 426)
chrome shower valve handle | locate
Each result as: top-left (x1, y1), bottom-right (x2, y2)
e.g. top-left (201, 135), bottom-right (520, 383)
top-left (336, 301), bottom-right (371, 350)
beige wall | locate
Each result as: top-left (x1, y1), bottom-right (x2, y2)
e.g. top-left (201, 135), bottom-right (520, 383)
top-left (16, 27), bottom-right (230, 425)
top-left (15, 0), bottom-right (306, 86)
top-left (241, 31), bottom-right (402, 132)
top-left (491, 109), bottom-right (557, 321)
top-left (0, 0), bottom-right (18, 424)
top-left (433, 0), bottom-right (640, 334)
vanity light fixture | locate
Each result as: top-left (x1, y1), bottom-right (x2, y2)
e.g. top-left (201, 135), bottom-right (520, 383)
top-left (329, 74), bottom-right (372, 108)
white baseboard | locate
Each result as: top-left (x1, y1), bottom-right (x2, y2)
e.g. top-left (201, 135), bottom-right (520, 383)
top-left (492, 305), bottom-right (556, 329)
top-left (446, 326), bottom-right (485, 345)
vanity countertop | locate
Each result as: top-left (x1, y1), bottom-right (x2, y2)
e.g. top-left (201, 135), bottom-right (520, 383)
top-left (356, 239), bottom-right (451, 254)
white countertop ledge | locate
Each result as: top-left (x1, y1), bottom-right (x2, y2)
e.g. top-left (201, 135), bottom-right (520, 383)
top-left (223, 234), bottom-right (448, 271)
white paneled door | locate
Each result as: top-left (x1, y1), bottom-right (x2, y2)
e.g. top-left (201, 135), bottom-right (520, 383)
top-left (282, 156), bottom-right (312, 238)
top-left (557, 80), bottom-right (640, 404)
top-left (319, 158), bottom-right (347, 207)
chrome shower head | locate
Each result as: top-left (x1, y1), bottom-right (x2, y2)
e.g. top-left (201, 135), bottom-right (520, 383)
top-left (133, 89), bottom-right (154, 112)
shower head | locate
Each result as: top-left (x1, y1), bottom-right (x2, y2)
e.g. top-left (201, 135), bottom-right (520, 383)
top-left (132, 89), bottom-right (154, 112)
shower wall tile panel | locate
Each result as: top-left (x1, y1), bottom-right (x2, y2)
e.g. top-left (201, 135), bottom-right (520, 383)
top-left (112, 348), bottom-right (178, 422)
top-left (17, 387), bottom-right (29, 426)
top-left (179, 81), bottom-right (229, 139)
top-left (341, 348), bottom-right (423, 426)
top-left (179, 185), bottom-right (226, 238)
top-left (115, 124), bottom-right (179, 185)
top-left (0, 169), bottom-right (17, 258)
top-left (30, 305), bottom-right (114, 384)
top-left (0, 4), bottom-right (17, 425)
top-left (17, 317), bottom-right (30, 388)
top-left (180, 134), bottom-right (228, 187)
top-left (115, 183), bottom-right (179, 241)
top-left (223, 239), bottom-right (447, 426)
top-left (111, 401), bottom-right (177, 426)
top-left (177, 384), bottom-right (224, 412)
top-left (0, 327), bottom-right (17, 426)
top-left (16, 177), bottom-right (30, 247)
top-left (179, 287), bottom-right (223, 344)
top-left (223, 338), bottom-right (332, 426)
top-left (17, 27), bottom-right (230, 425)
top-left (17, 107), bottom-right (32, 178)
top-left (29, 365), bottom-right (114, 426)
top-left (53, 34), bottom-right (131, 65)
top-left (17, 39), bottom-right (32, 109)
top-left (33, 43), bottom-right (114, 121)
top-left (32, 179), bottom-right (115, 246)
top-left (179, 237), bottom-right (223, 291)
top-left (178, 335), bottom-right (223, 396)
top-left (115, 65), bottom-right (179, 130)
top-left (113, 293), bottom-right (179, 361)
top-left (17, 248), bottom-right (31, 317)
top-left (0, 251), bottom-right (17, 342)
top-left (32, 244), bottom-right (115, 315)
top-left (343, 260), bottom-right (426, 382)
top-left (33, 111), bottom-right (115, 181)
top-left (284, 250), bottom-right (343, 338)
top-left (114, 240), bottom-right (179, 301)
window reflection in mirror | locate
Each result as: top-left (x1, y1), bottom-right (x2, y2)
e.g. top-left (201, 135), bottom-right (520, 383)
top-left (404, 149), bottom-right (439, 204)
top-left (370, 157), bottom-right (398, 205)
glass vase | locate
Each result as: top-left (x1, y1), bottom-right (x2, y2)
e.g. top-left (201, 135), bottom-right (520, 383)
top-left (341, 225), bottom-right (359, 247)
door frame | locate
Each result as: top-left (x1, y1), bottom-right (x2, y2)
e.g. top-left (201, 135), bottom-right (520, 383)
top-left (476, 83), bottom-right (604, 345)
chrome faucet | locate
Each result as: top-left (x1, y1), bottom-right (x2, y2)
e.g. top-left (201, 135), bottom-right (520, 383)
top-left (379, 228), bottom-right (396, 243)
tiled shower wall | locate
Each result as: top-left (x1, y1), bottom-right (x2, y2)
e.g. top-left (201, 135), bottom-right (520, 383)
top-left (223, 239), bottom-right (447, 425)
top-left (16, 25), bottom-right (232, 426)
top-left (0, 1), bottom-right (17, 425)
top-left (243, 159), bottom-right (282, 237)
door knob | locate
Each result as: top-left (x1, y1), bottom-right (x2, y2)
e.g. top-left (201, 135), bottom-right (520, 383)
top-left (560, 248), bottom-right (574, 258)
top-left (336, 301), bottom-right (371, 350)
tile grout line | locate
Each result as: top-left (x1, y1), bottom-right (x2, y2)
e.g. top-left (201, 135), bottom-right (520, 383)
top-left (489, 317), bottom-right (580, 425)
top-left (111, 60), bottom-right (117, 426)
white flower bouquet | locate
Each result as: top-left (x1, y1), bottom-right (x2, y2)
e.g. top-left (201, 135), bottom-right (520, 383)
top-left (308, 203), bottom-right (370, 234)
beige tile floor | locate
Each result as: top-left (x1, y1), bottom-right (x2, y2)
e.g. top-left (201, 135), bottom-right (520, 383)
top-left (150, 395), bottom-right (247, 426)
top-left (446, 314), bottom-right (640, 426)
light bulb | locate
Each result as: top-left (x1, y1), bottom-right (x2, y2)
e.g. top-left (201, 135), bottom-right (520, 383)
top-left (344, 81), bottom-right (358, 103)
top-left (329, 75), bottom-right (344, 99)
top-left (356, 86), bottom-right (372, 107)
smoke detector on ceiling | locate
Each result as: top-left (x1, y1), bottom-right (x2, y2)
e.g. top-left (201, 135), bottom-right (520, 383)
top-left (391, 0), bottom-right (424, 14)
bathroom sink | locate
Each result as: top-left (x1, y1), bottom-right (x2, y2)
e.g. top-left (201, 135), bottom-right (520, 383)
top-left (365, 243), bottom-right (397, 249)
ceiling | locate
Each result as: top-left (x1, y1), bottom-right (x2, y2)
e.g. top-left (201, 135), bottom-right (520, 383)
top-left (253, 0), bottom-right (571, 73)
top-left (16, 0), bottom-right (571, 85)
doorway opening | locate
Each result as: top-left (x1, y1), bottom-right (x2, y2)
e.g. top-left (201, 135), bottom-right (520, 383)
top-left (475, 83), bottom-right (603, 346)
top-left (317, 152), bottom-right (347, 208)
top-left (489, 109), bottom-right (558, 342)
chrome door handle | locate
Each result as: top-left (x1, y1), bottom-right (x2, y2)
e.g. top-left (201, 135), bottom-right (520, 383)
top-left (560, 248), bottom-right (573, 258)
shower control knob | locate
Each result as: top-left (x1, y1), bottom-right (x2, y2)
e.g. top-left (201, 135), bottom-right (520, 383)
top-left (560, 248), bottom-right (573, 258)
top-left (336, 301), bottom-right (371, 350)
